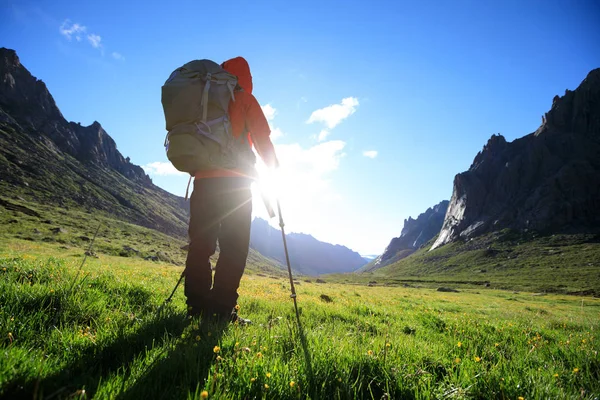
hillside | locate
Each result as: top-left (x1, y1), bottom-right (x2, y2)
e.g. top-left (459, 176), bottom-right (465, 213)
top-left (0, 47), bottom-right (287, 274)
top-left (363, 230), bottom-right (600, 296)
top-left (0, 47), bottom-right (189, 238)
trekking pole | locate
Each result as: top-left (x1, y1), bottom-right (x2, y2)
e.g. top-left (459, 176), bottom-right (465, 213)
top-left (276, 199), bottom-right (299, 318)
top-left (157, 270), bottom-right (185, 314)
top-left (276, 198), bottom-right (315, 394)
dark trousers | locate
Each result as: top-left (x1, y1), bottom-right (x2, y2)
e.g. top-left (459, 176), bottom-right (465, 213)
top-left (185, 177), bottom-right (252, 315)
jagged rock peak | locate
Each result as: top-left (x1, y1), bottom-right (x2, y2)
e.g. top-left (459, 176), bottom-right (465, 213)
top-left (0, 48), bottom-right (150, 185)
top-left (0, 47), bottom-right (63, 123)
top-left (432, 67), bottom-right (600, 250)
top-left (471, 134), bottom-right (507, 169)
top-left (370, 200), bottom-right (449, 269)
top-left (1, 48), bottom-right (21, 68)
top-left (542, 68), bottom-right (600, 136)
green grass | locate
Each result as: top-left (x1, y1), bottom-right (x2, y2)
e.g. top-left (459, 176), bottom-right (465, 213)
top-left (0, 123), bottom-right (189, 238)
top-left (342, 230), bottom-right (600, 296)
top-left (1, 243), bottom-right (599, 399)
top-left (0, 196), bottom-right (286, 277)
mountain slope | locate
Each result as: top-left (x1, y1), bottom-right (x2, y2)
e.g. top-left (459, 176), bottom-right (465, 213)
top-left (362, 200), bottom-right (448, 272)
top-left (433, 68), bottom-right (600, 249)
top-left (250, 218), bottom-right (367, 275)
top-left (0, 47), bottom-right (287, 276)
top-left (0, 47), bottom-right (189, 238)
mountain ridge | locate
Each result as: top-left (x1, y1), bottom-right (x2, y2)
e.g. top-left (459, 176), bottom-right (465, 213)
top-left (0, 47), bottom-right (188, 237)
top-left (432, 68), bottom-right (600, 249)
top-left (250, 217), bottom-right (367, 275)
top-left (360, 200), bottom-right (448, 272)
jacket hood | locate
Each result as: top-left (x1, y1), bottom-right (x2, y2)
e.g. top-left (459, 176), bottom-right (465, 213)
top-left (222, 57), bottom-right (253, 94)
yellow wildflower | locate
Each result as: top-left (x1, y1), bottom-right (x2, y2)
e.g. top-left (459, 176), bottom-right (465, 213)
top-left (256, 352), bottom-right (263, 358)
top-left (251, 378), bottom-right (256, 382)
top-left (455, 357), bottom-right (461, 364)
top-left (553, 373), bottom-right (559, 378)
top-left (386, 343), bottom-right (391, 348)
top-left (495, 343), bottom-right (499, 347)
top-left (264, 384), bottom-right (269, 389)
top-left (266, 373), bottom-right (271, 378)
top-left (367, 350), bottom-right (373, 356)
top-left (235, 304), bottom-right (240, 311)
top-left (213, 346), bottom-right (220, 354)
top-left (518, 397), bottom-right (524, 400)
top-left (200, 390), bottom-right (208, 399)
top-left (457, 341), bottom-right (462, 347)
top-left (573, 368), bottom-right (579, 373)
top-left (475, 356), bottom-right (481, 362)
top-left (290, 381), bottom-right (296, 388)
top-left (195, 335), bottom-right (201, 341)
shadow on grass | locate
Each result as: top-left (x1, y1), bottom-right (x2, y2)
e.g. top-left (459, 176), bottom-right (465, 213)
top-left (4, 309), bottom-right (190, 400)
top-left (114, 318), bottom-right (227, 400)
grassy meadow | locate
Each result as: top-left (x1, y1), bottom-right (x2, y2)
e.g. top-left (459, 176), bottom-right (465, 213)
top-left (351, 230), bottom-right (600, 297)
top-left (1, 238), bottom-right (599, 399)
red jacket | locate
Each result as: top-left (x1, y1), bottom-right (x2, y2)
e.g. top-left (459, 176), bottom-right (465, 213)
top-left (194, 57), bottom-right (277, 179)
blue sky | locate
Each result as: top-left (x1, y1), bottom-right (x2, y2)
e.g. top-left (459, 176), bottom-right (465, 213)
top-left (2, 0), bottom-right (599, 255)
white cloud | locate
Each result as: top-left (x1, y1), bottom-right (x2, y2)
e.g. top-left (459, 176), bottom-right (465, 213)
top-left (307, 97), bottom-right (359, 129)
top-left (317, 129), bottom-right (330, 142)
top-left (260, 103), bottom-right (283, 141)
top-left (142, 162), bottom-right (186, 176)
top-left (59, 19), bottom-right (110, 56)
top-left (112, 52), bottom-right (124, 61)
top-left (261, 104), bottom-right (276, 121)
top-left (59, 20), bottom-right (86, 41)
top-left (363, 150), bottom-right (378, 159)
top-left (270, 127), bottom-right (283, 140)
top-left (87, 34), bottom-right (102, 48)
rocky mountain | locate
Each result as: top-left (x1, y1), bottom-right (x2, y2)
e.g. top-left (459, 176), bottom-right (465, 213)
top-left (361, 200), bottom-right (449, 272)
top-left (432, 69), bottom-right (600, 249)
top-left (0, 47), bottom-right (189, 237)
top-left (250, 218), bottom-right (367, 275)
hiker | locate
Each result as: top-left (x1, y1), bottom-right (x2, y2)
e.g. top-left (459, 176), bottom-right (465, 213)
top-left (183, 57), bottom-right (278, 322)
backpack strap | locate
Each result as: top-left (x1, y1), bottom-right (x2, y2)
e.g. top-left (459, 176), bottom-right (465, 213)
top-left (200, 73), bottom-right (212, 123)
top-left (199, 73), bottom-right (237, 123)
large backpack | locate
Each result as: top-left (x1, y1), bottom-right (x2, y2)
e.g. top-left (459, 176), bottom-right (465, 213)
top-left (161, 59), bottom-right (255, 174)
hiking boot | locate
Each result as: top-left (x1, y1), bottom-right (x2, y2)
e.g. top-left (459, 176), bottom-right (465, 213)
top-left (230, 312), bottom-right (251, 326)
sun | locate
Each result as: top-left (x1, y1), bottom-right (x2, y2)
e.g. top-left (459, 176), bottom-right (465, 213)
top-left (253, 162), bottom-right (281, 219)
